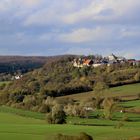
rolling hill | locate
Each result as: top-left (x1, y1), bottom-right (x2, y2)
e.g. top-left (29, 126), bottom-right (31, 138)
top-left (0, 55), bottom-right (140, 112)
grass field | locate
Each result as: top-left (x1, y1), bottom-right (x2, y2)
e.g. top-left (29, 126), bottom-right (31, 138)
top-left (0, 106), bottom-right (45, 120)
top-left (120, 100), bottom-right (140, 108)
top-left (0, 83), bottom-right (140, 140)
top-left (0, 105), bottom-right (140, 140)
top-left (0, 81), bottom-right (11, 85)
top-left (58, 83), bottom-right (140, 101)
top-left (0, 112), bottom-right (140, 140)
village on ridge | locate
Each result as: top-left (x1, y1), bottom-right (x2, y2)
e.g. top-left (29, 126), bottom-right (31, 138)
top-left (73, 54), bottom-right (140, 68)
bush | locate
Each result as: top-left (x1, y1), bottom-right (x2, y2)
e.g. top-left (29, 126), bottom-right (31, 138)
top-left (38, 104), bottom-right (51, 113)
top-left (122, 114), bottom-right (130, 122)
top-left (134, 72), bottom-right (140, 81)
top-left (55, 132), bottom-right (93, 140)
top-left (46, 104), bottom-right (66, 124)
top-left (129, 137), bottom-right (140, 140)
top-left (102, 98), bottom-right (118, 120)
top-left (114, 121), bottom-right (124, 129)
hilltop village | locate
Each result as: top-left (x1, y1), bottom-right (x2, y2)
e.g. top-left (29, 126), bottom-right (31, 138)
top-left (73, 54), bottom-right (140, 68)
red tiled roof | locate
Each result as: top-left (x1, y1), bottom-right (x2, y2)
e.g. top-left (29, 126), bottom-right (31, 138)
top-left (83, 59), bottom-right (93, 65)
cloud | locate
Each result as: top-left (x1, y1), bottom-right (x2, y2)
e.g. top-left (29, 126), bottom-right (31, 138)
top-left (65, 47), bottom-right (94, 55)
top-left (57, 26), bottom-right (123, 43)
top-left (62, 0), bottom-right (140, 24)
top-left (0, 0), bottom-right (41, 9)
top-left (0, 0), bottom-right (42, 20)
top-left (121, 28), bottom-right (140, 38)
top-left (21, 0), bottom-right (41, 7)
top-left (23, 0), bottom-right (82, 26)
top-left (0, 0), bottom-right (140, 58)
top-left (19, 0), bottom-right (140, 27)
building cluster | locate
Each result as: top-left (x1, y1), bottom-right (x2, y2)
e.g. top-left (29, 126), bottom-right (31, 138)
top-left (11, 75), bottom-right (23, 80)
top-left (73, 54), bottom-right (140, 68)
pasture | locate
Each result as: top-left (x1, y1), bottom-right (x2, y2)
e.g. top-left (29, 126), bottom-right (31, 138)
top-left (58, 83), bottom-right (140, 101)
top-left (0, 83), bottom-right (140, 140)
top-left (120, 100), bottom-right (140, 108)
top-left (0, 81), bottom-right (11, 86)
top-left (0, 105), bottom-right (140, 140)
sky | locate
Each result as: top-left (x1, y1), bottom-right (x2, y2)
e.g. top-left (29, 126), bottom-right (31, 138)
top-left (0, 0), bottom-right (140, 59)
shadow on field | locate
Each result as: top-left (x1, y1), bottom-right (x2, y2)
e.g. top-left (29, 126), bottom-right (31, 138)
top-left (45, 132), bottom-right (93, 140)
top-left (73, 123), bottom-right (114, 127)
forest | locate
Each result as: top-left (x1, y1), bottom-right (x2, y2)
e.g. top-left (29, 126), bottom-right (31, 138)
top-left (0, 55), bottom-right (140, 112)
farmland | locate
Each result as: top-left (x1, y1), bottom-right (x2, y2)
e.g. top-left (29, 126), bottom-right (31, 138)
top-left (0, 78), bottom-right (140, 140)
top-left (0, 111), bottom-right (140, 140)
top-left (0, 93), bottom-right (140, 140)
top-left (58, 83), bottom-right (140, 101)
top-left (1, 0), bottom-right (140, 139)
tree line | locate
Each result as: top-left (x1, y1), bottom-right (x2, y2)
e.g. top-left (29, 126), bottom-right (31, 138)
top-left (0, 55), bottom-right (140, 112)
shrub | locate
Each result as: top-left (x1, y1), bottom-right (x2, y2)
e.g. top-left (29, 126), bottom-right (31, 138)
top-left (102, 98), bottom-right (118, 120)
top-left (122, 114), bottom-right (130, 122)
top-left (129, 137), bottom-right (140, 140)
top-left (114, 121), bottom-right (124, 129)
top-left (134, 72), bottom-right (140, 81)
top-left (46, 104), bottom-right (66, 124)
top-left (55, 132), bottom-right (93, 140)
top-left (38, 104), bottom-right (51, 113)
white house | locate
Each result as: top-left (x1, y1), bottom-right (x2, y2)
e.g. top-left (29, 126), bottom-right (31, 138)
top-left (93, 63), bottom-right (102, 68)
top-left (15, 75), bottom-right (23, 80)
top-left (108, 54), bottom-right (118, 62)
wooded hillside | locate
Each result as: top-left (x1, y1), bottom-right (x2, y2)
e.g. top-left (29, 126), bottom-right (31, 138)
top-left (0, 55), bottom-right (140, 109)
top-left (0, 55), bottom-right (75, 81)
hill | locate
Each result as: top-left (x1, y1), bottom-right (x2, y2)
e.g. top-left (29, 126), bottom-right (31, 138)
top-left (0, 55), bottom-right (75, 81)
top-left (0, 106), bottom-right (139, 140)
top-left (0, 55), bottom-right (140, 111)
top-left (58, 83), bottom-right (140, 101)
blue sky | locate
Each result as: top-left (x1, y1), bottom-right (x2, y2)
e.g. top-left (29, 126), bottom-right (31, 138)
top-left (0, 0), bottom-right (140, 59)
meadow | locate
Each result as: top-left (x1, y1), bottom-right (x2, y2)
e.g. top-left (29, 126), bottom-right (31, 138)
top-left (0, 83), bottom-right (140, 140)
top-left (58, 83), bottom-right (140, 101)
top-left (0, 111), bottom-right (140, 140)
top-left (0, 81), bottom-right (11, 86)
top-left (0, 100), bottom-right (140, 140)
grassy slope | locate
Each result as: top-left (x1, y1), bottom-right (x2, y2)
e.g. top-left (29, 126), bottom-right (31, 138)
top-left (0, 112), bottom-right (45, 140)
top-left (0, 105), bottom-right (140, 140)
top-left (120, 100), bottom-right (140, 108)
top-left (0, 112), bottom-right (140, 140)
top-left (0, 83), bottom-right (140, 140)
top-left (0, 81), bottom-right (11, 85)
top-left (0, 106), bottom-right (45, 120)
top-left (58, 83), bottom-right (140, 101)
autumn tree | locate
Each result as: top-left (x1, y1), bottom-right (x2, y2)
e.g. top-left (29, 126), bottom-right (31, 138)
top-left (47, 104), bottom-right (66, 124)
top-left (102, 98), bottom-right (118, 120)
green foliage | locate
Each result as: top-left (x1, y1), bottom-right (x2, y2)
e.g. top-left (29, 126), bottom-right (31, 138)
top-left (122, 114), bottom-right (130, 121)
top-left (94, 82), bottom-right (109, 93)
top-left (55, 132), bottom-right (93, 140)
top-left (1, 56), bottom-right (140, 112)
top-left (0, 106), bottom-right (45, 120)
top-left (134, 72), bottom-right (140, 81)
top-left (64, 104), bottom-right (88, 118)
top-left (103, 98), bottom-right (118, 119)
top-left (115, 121), bottom-right (124, 129)
top-left (102, 98), bottom-right (118, 120)
top-left (0, 106), bottom-right (140, 140)
top-left (92, 96), bottom-right (103, 109)
top-left (47, 104), bottom-right (66, 124)
top-left (129, 137), bottom-right (140, 140)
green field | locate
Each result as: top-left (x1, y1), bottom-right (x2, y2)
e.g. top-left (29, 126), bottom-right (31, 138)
top-left (0, 112), bottom-right (140, 140)
top-left (0, 81), bottom-right (11, 86)
top-left (0, 105), bottom-right (140, 140)
top-left (58, 83), bottom-right (140, 101)
top-left (0, 83), bottom-right (140, 140)
top-left (0, 106), bottom-right (45, 120)
top-left (120, 100), bottom-right (140, 108)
